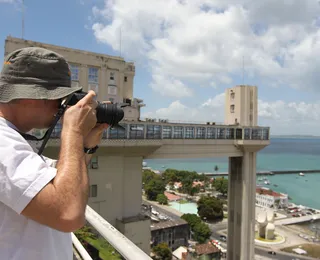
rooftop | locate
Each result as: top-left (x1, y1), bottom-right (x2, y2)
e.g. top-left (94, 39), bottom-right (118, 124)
top-left (150, 217), bottom-right (188, 231)
top-left (256, 187), bottom-right (286, 197)
top-left (195, 243), bottom-right (220, 255)
top-left (164, 191), bottom-right (182, 201)
top-left (6, 36), bottom-right (131, 63)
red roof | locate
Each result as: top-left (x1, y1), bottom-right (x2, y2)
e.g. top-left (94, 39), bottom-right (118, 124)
top-left (164, 191), bottom-right (182, 201)
top-left (256, 188), bottom-right (282, 197)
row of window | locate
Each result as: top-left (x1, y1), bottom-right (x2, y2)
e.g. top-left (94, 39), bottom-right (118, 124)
top-left (50, 124), bottom-right (269, 140)
top-left (69, 64), bottom-right (128, 84)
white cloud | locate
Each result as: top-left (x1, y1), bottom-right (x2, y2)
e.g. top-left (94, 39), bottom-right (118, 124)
top-left (90, 0), bottom-right (320, 134)
top-left (91, 0), bottom-right (320, 96)
top-left (142, 92), bottom-right (320, 135)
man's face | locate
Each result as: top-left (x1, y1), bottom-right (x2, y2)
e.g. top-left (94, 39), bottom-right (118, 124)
top-left (17, 99), bottom-right (61, 130)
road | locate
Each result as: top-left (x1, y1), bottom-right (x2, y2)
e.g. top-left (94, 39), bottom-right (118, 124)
top-left (208, 223), bottom-right (315, 260)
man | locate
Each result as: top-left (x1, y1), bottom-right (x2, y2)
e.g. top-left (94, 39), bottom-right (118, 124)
top-left (0, 47), bottom-right (108, 260)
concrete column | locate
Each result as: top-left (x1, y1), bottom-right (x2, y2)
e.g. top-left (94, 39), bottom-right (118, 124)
top-left (228, 151), bottom-right (256, 260)
top-left (88, 155), bottom-right (150, 254)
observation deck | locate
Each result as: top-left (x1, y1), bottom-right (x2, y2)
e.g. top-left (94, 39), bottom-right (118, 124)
top-left (34, 119), bottom-right (270, 159)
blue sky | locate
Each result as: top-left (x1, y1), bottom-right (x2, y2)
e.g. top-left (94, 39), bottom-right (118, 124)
top-left (1, 0), bottom-right (320, 135)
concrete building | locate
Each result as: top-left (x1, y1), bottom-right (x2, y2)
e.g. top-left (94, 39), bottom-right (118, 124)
top-left (4, 36), bottom-right (270, 259)
top-left (225, 85), bottom-right (258, 126)
top-left (151, 218), bottom-right (189, 251)
top-left (4, 36), bottom-right (145, 121)
top-left (256, 187), bottom-right (288, 209)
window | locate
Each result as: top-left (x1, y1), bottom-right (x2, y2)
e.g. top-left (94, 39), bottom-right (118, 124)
top-left (124, 76), bottom-right (128, 82)
top-left (109, 124), bottom-right (127, 139)
top-left (108, 85), bottom-right (117, 95)
top-left (230, 92), bottom-right (235, 100)
top-left (185, 127), bottom-right (194, 139)
top-left (129, 124), bottom-right (144, 139)
top-left (196, 127), bottom-right (205, 139)
top-left (89, 185), bottom-right (98, 197)
top-left (146, 125), bottom-right (161, 139)
top-left (162, 126), bottom-right (172, 139)
top-left (88, 84), bottom-right (99, 98)
top-left (230, 105), bottom-right (235, 113)
top-left (173, 126), bottom-right (183, 139)
top-left (88, 67), bottom-right (99, 83)
top-left (207, 127), bottom-right (216, 139)
top-left (70, 64), bottom-right (79, 81)
top-left (110, 72), bottom-right (115, 80)
top-left (89, 157), bottom-right (99, 169)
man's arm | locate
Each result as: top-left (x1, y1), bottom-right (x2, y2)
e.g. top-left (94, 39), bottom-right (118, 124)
top-left (21, 128), bottom-right (88, 232)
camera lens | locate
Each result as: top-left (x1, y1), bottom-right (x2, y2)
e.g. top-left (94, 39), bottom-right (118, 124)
top-left (96, 102), bottom-right (124, 126)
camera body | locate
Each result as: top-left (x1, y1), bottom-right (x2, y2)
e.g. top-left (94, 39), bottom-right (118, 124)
top-left (67, 91), bottom-right (125, 127)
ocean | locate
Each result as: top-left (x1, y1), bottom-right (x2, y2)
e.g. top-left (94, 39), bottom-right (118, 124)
top-left (145, 138), bottom-right (320, 210)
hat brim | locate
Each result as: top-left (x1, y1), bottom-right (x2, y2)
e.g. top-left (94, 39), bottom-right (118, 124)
top-left (0, 83), bottom-right (83, 103)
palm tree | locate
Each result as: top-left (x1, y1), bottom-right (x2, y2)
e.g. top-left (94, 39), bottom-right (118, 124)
top-left (214, 165), bottom-right (219, 174)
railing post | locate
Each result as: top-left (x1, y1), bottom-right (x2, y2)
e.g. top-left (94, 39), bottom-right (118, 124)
top-left (126, 123), bottom-right (130, 139)
top-left (144, 124), bottom-right (147, 139)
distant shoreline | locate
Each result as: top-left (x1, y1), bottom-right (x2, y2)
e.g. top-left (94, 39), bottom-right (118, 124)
top-left (271, 135), bottom-right (320, 139)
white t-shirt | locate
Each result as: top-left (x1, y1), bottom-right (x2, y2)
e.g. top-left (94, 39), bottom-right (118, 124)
top-left (0, 117), bottom-right (72, 260)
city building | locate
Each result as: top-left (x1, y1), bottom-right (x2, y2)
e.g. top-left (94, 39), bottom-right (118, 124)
top-left (256, 187), bottom-right (289, 209)
top-left (4, 36), bottom-right (145, 121)
top-left (4, 36), bottom-right (271, 260)
top-left (142, 203), bottom-right (190, 251)
top-left (151, 218), bottom-right (189, 251)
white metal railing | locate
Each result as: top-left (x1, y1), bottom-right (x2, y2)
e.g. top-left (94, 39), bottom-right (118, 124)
top-left (72, 205), bottom-right (152, 260)
top-left (72, 233), bottom-right (93, 260)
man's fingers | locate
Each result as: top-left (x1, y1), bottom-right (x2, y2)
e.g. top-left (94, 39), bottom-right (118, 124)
top-left (76, 91), bottom-right (96, 107)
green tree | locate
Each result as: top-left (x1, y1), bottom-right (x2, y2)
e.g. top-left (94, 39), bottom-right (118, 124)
top-left (156, 194), bottom-right (168, 205)
top-left (197, 196), bottom-right (224, 221)
top-left (142, 170), bottom-right (157, 185)
top-left (181, 214), bottom-right (211, 243)
top-left (214, 165), bottom-right (219, 173)
top-left (213, 177), bottom-right (228, 196)
top-left (152, 243), bottom-right (172, 260)
top-left (181, 213), bottom-right (202, 229)
top-left (144, 178), bottom-right (166, 201)
top-left (193, 222), bottom-right (212, 243)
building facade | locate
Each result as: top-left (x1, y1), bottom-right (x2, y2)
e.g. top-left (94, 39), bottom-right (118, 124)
top-left (225, 85), bottom-right (258, 126)
top-left (151, 219), bottom-right (190, 251)
top-left (4, 36), bottom-right (145, 121)
top-left (256, 187), bottom-right (288, 209)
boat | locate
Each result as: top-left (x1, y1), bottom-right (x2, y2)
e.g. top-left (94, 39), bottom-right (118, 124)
top-left (299, 172), bottom-right (305, 176)
top-left (264, 180), bottom-right (270, 185)
top-left (273, 184), bottom-right (278, 187)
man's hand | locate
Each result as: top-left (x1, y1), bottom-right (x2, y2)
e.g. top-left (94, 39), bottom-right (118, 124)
top-left (83, 101), bottom-right (110, 165)
top-left (84, 123), bottom-right (109, 148)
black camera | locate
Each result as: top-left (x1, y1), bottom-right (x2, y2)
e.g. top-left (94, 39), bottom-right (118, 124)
top-left (66, 91), bottom-right (125, 128)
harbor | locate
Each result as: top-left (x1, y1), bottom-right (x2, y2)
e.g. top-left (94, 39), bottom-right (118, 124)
top-left (203, 169), bottom-right (320, 177)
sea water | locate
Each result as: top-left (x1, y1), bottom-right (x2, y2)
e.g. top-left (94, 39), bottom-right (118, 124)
top-left (145, 138), bottom-right (320, 209)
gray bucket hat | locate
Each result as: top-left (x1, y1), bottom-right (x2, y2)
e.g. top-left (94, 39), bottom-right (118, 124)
top-left (0, 47), bottom-right (82, 103)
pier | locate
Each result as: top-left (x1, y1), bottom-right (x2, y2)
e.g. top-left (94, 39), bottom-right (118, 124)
top-left (204, 169), bottom-right (320, 177)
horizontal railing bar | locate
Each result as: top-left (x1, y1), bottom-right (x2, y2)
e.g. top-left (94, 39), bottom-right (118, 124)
top-left (71, 233), bottom-right (93, 260)
top-left (85, 205), bottom-right (152, 260)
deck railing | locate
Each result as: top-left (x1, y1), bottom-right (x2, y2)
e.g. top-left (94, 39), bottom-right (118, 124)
top-left (32, 121), bottom-right (270, 141)
top-left (72, 205), bottom-right (152, 260)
